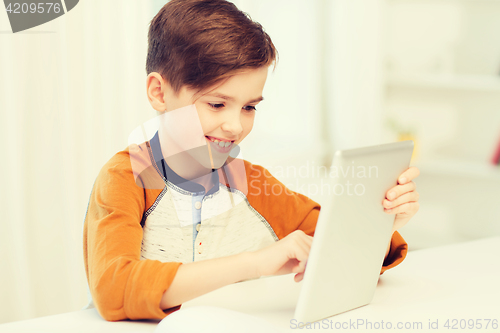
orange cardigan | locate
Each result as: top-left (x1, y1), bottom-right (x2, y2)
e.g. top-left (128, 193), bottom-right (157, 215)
top-left (83, 144), bottom-right (407, 321)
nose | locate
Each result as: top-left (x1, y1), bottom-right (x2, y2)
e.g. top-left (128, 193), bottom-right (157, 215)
top-left (220, 109), bottom-right (243, 136)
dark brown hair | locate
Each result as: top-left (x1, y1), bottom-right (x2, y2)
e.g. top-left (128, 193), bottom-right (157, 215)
top-left (146, 0), bottom-right (277, 94)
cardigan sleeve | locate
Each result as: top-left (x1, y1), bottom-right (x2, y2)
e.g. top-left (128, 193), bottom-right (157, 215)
top-left (380, 230), bottom-right (407, 274)
top-left (83, 149), bottom-right (182, 321)
top-left (243, 161), bottom-right (407, 274)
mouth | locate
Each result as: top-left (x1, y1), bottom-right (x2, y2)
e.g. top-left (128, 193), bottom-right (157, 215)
top-left (205, 136), bottom-right (235, 153)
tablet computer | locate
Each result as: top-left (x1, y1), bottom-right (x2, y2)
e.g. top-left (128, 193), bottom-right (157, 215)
top-left (294, 140), bottom-right (414, 324)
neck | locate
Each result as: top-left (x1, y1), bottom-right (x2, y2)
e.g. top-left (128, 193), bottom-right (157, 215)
top-left (162, 151), bottom-right (216, 192)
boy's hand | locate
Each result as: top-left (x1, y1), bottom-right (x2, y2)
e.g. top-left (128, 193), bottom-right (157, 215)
top-left (251, 230), bottom-right (313, 283)
top-left (382, 166), bottom-right (420, 232)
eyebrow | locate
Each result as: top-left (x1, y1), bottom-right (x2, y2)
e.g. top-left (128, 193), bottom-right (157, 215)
top-left (208, 93), bottom-right (264, 104)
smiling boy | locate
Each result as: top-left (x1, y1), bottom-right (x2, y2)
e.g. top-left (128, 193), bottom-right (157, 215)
top-left (83, 0), bottom-right (420, 322)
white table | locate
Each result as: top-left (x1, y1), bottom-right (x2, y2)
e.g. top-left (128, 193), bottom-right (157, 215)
top-left (2, 237), bottom-right (499, 333)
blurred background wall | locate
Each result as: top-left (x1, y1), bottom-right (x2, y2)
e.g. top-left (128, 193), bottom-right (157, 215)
top-left (1, 0), bottom-right (499, 324)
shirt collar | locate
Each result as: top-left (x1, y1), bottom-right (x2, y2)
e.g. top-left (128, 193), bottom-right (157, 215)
top-left (149, 131), bottom-right (219, 196)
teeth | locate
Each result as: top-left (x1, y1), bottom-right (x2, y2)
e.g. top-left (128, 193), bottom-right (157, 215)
top-left (207, 136), bottom-right (232, 147)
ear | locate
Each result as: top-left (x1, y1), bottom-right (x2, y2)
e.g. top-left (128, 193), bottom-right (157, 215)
top-left (146, 72), bottom-right (171, 112)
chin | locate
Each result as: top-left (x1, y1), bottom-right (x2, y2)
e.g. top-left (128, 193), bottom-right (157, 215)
top-left (198, 153), bottom-right (229, 169)
top-left (186, 147), bottom-right (228, 170)
top-left (211, 155), bottom-right (229, 169)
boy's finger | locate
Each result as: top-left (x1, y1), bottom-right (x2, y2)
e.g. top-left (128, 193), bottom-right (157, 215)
top-left (293, 256), bottom-right (307, 274)
top-left (294, 233), bottom-right (313, 254)
top-left (294, 272), bottom-right (304, 282)
top-left (291, 261), bottom-right (303, 273)
top-left (397, 166), bottom-right (420, 184)
top-left (386, 181), bottom-right (416, 200)
top-left (383, 191), bottom-right (419, 209)
top-left (300, 234), bottom-right (314, 247)
top-left (384, 202), bottom-right (410, 214)
top-left (291, 242), bottom-right (309, 267)
top-left (384, 201), bottom-right (419, 215)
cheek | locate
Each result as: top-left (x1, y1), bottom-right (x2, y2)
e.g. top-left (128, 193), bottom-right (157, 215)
top-left (195, 106), bottom-right (216, 134)
top-left (240, 114), bottom-right (255, 138)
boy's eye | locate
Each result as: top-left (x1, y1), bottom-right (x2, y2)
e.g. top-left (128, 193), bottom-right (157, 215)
top-left (208, 103), bottom-right (225, 110)
top-left (243, 105), bottom-right (257, 112)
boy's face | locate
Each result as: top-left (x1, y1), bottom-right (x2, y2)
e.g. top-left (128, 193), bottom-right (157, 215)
top-left (147, 66), bottom-right (268, 169)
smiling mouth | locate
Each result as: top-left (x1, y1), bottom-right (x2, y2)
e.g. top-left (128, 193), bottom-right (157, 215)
top-left (205, 136), bottom-right (234, 148)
